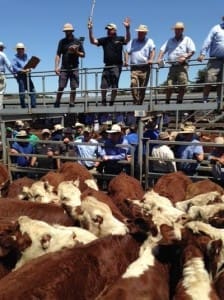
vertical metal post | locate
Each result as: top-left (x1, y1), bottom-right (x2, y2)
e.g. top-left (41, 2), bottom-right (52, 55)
top-left (220, 61), bottom-right (224, 109)
top-left (41, 75), bottom-right (46, 106)
top-left (0, 119), bottom-right (7, 164)
top-left (137, 118), bottom-right (144, 183)
top-left (79, 37), bottom-right (85, 97)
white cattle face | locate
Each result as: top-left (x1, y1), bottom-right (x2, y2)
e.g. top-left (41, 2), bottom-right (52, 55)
top-left (58, 181), bottom-right (82, 210)
top-left (20, 181), bottom-right (60, 205)
top-left (15, 216), bottom-right (97, 269)
top-left (143, 190), bottom-right (173, 210)
top-left (175, 191), bottom-right (222, 212)
top-left (77, 196), bottom-right (128, 237)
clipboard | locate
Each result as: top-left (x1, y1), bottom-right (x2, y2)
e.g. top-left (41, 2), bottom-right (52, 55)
top-left (24, 56), bottom-right (40, 69)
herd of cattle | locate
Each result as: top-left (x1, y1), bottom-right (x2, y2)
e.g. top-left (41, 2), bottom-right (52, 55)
top-left (0, 162), bottom-right (223, 299)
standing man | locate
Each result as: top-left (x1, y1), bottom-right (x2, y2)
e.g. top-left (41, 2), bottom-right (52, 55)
top-left (0, 42), bottom-right (13, 110)
top-left (54, 23), bottom-right (85, 108)
top-left (197, 17), bottom-right (224, 109)
top-left (12, 42), bottom-right (37, 108)
top-left (125, 24), bottom-right (155, 104)
top-left (88, 18), bottom-right (131, 106)
top-left (157, 22), bottom-right (196, 104)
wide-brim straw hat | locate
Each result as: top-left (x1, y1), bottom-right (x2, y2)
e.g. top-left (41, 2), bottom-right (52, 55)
top-left (106, 124), bottom-right (121, 133)
top-left (179, 124), bottom-right (196, 133)
top-left (135, 24), bottom-right (149, 32)
top-left (172, 22), bottom-right (185, 30)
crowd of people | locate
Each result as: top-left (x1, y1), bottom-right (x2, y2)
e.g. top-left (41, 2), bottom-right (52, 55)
top-left (0, 16), bottom-right (223, 108)
top-left (6, 115), bottom-right (224, 186)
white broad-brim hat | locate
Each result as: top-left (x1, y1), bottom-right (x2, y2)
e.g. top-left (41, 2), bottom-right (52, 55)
top-left (15, 120), bottom-right (24, 127)
top-left (53, 124), bottom-right (64, 131)
top-left (172, 22), bottom-right (185, 30)
top-left (74, 122), bottom-right (84, 128)
top-left (0, 42), bottom-right (5, 48)
top-left (63, 23), bottom-right (74, 32)
top-left (41, 129), bottom-right (51, 135)
top-left (15, 42), bottom-right (25, 49)
top-left (106, 124), bottom-right (122, 133)
top-left (83, 127), bottom-right (91, 133)
top-left (16, 130), bottom-right (28, 137)
top-left (105, 23), bottom-right (117, 30)
top-left (214, 136), bottom-right (224, 144)
top-left (179, 123), bottom-right (196, 133)
top-left (135, 24), bottom-right (149, 32)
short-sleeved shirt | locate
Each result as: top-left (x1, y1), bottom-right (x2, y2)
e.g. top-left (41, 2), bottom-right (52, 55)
top-left (176, 138), bottom-right (203, 175)
top-left (200, 23), bottom-right (224, 58)
top-left (126, 38), bottom-right (155, 65)
top-left (97, 36), bottom-right (126, 66)
top-left (56, 36), bottom-right (85, 69)
top-left (160, 36), bottom-right (196, 62)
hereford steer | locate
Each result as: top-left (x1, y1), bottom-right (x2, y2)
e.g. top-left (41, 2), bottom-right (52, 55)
top-left (97, 235), bottom-right (170, 300)
top-left (0, 234), bottom-right (141, 299)
top-left (6, 177), bottom-right (35, 199)
top-left (20, 181), bottom-right (60, 205)
top-left (107, 173), bottom-right (144, 217)
top-left (0, 199), bottom-right (74, 226)
top-left (153, 171), bottom-right (192, 203)
top-left (173, 244), bottom-right (219, 300)
top-left (13, 216), bottom-right (97, 269)
top-left (185, 179), bottom-right (224, 200)
top-left (175, 191), bottom-right (223, 212)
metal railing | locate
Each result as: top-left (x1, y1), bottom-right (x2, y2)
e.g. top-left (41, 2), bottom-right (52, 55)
top-left (3, 58), bottom-right (224, 110)
top-left (6, 138), bottom-right (135, 182)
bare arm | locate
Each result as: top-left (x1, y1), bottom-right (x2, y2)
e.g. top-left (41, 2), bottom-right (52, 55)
top-left (123, 17), bottom-right (131, 44)
top-left (148, 49), bottom-right (155, 64)
top-left (87, 21), bottom-right (99, 45)
top-left (55, 55), bottom-right (61, 75)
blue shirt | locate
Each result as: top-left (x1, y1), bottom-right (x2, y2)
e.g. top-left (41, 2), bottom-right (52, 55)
top-left (11, 141), bottom-right (34, 167)
top-left (160, 35), bottom-right (196, 62)
top-left (12, 53), bottom-right (29, 73)
top-left (75, 138), bottom-right (99, 168)
top-left (176, 138), bottom-right (203, 175)
top-left (99, 136), bottom-right (129, 160)
top-left (200, 23), bottom-right (224, 58)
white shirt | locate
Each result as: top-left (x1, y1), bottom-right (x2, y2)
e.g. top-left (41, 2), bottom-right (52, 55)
top-left (151, 144), bottom-right (176, 173)
top-left (126, 37), bottom-right (155, 65)
top-left (160, 35), bottom-right (196, 62)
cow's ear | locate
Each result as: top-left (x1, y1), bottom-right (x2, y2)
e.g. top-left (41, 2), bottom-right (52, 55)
top-left (73, 179), bottom-right (80, 188)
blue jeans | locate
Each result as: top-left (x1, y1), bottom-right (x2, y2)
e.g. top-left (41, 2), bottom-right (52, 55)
top-left (16, 74), bottom-right (36, 108)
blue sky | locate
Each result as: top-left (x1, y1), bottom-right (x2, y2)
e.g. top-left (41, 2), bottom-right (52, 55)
top-left (1, 0), bottom-right (223, 95)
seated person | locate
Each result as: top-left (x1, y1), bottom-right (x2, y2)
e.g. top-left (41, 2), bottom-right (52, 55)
top-left (98, 124), bottom-right (129, 175)
top-left (10, 130), bottom-right (34, 179)
top-left (175, 123), bottom-right (204, 176)
top-left (151, 131), bottom-right (176, 173)
top-left (209, 136), bottom-right (224, 183)
top-left (30, 129), bottom-right (57, 176)
top-left (75, 127), bottom-right (100, 170)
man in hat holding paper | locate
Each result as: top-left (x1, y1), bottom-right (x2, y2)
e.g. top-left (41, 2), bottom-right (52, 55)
top-left (157, 22), bottom-right (196, 104)
top-left (12, 42), bottom-right (37, 108)
top-left (88, 18), bottom-right (131, 106)
top-left (125, 24), bottom-right (155, 104)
